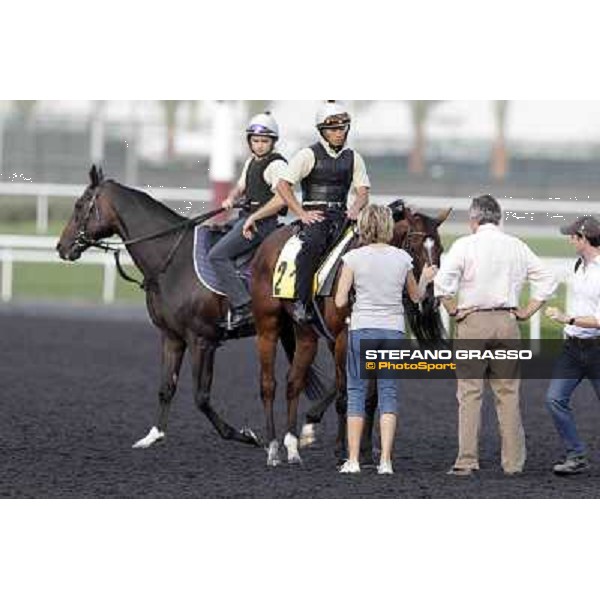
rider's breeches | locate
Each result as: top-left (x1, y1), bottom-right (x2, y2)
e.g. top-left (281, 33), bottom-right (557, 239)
top-left (208, 216), bottom-right (277, 308)
top-left (295, 213), bottom-right (345, 305)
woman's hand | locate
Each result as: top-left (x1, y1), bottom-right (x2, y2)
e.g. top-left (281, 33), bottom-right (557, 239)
top-left (420, 265), bottom-right (438, 284)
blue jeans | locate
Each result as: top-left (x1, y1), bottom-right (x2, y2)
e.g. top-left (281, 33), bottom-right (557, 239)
top-left (545, 338), bottom-right (600, 457)
top-left (347, 328), bottom-right (404, 417)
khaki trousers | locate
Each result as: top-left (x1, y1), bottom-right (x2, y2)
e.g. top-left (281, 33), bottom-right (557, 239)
top-left (453, 312), bottom-right (526, 473)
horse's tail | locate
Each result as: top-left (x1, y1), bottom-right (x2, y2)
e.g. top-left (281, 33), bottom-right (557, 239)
top-left (279, 313), bottom-right (331, 403)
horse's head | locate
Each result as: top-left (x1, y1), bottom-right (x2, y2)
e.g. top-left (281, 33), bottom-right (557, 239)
top-left (56, 165), bottom-right (117, 261)
top-left (389, 198), bottom-right (451, 275)
top-left (388, 199), bottom-right (452, 343)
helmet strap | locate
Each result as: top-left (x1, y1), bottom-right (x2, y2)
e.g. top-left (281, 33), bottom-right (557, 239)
top-left (319, 125), bottom-right (350, 153)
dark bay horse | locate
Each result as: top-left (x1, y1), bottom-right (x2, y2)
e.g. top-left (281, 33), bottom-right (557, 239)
top-left (251, 201), bottom-right (451, 466)
top-left (56, 165), bottom-right (326, 450)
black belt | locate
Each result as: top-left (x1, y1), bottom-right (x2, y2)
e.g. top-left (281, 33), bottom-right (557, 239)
top-left (474, 307), bottom-right (517, 313)
top-left (566, 335), bottom-right (600, 343)
top-left (303, 201), bottom-right (345, 210)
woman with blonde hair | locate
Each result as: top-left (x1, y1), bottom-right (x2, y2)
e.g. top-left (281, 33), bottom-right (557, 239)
top-left (335, 204), bottom-right (437, 474)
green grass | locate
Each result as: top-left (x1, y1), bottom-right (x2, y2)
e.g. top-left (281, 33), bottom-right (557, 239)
top-left (0, 221), bottom-right (575, 257)
top-left (1, 222), bottom-right (575, 323)
top-left (440, 283), bottom-right (567, 340)
top-left (441, 233), bottom-right (572, 257)
top-left (0, 221), bottom-right (65, 236)
top-left (12, 262), bottom-right (144, 304)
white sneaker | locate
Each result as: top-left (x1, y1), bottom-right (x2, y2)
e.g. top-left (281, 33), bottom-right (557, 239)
top-left (377, 460), bottom-right (394, 475)
top-left (338, 460), bottom-right (361, 474)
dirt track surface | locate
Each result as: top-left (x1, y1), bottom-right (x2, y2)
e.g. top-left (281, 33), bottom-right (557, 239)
top-left (2, 305), bottom-right (600, 498)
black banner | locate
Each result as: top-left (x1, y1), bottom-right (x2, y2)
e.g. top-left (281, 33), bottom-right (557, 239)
top-left (359, 338), bottom-right (600, 379)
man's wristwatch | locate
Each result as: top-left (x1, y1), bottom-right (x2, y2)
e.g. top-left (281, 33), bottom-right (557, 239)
top-left (568, 317), bottom-right (576, 326)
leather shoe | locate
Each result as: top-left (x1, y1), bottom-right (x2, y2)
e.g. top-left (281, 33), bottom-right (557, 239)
top-left (446, 466), bottom-right (477, 477)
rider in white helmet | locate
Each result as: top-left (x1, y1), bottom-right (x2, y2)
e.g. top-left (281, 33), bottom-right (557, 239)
top-left (274, 101), bottom-right (371, 323)
top-left (208, 111), bottom-right (288, 329)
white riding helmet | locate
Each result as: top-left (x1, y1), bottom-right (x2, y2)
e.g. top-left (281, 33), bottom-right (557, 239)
top-left (246, 112), bottom-right (279, 140)
top-left (315, 101), bottom-right (351, 131)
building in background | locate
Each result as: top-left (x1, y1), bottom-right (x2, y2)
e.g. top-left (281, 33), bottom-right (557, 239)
top-left (1, 100), bottom-right (600, 200)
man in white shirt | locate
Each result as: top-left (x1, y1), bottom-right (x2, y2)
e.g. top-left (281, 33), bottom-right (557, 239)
top-left (545, 216), bottom-right (600, 475)
top-left (435, 194), bottom-right (557, 476)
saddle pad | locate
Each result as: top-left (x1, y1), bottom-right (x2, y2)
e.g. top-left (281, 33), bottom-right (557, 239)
top-left (193, 225), bottom-right (227, 295)
top-left (272, 235), bottom-right (303, 298)
top-left (313, 226), bottom-right (356, 296)
top-left (272, 226), bottom-right (356, 299)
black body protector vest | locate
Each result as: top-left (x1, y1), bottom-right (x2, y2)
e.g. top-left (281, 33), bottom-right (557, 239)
top-left (245, 152), bottom-right (287, 214)
top-left (300, 143), bottom-right (354, 206)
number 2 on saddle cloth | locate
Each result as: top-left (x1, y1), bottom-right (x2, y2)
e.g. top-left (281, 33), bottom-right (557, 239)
top-left (273, 217), bottom-right (354, 303)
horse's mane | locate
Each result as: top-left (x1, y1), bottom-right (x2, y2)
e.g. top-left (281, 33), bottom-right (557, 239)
top-left (108, 180), bottom-right (187, 225)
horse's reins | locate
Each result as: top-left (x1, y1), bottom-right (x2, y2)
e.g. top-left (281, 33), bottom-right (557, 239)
top-left (75, 185), bottom-right (244, 290)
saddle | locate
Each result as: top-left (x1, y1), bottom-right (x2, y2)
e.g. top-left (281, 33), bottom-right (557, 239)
top-left (193, 223), bottom-right (255, 296)
top-left (272, 225), bottom-right (357, 299)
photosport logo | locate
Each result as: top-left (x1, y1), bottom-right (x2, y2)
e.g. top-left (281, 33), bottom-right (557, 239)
top-left (360, 339), bottom-right (565, 380)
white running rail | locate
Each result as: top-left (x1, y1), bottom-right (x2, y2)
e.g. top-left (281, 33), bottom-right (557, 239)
top-left (0, 234), bottom-right (577, 337)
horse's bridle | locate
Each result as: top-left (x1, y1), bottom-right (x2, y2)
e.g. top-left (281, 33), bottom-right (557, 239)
top-left (401, 227), bottom-right (436, 268)
top-left (71, 182), bottom-right (230, 289)
top-left (73, 186), bottom-right (104, 252)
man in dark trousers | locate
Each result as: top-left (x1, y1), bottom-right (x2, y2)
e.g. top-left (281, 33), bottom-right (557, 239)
top-left (275, 101), bottom-right (370, 323)
top-left (208, 112), bottom-right (287, 329)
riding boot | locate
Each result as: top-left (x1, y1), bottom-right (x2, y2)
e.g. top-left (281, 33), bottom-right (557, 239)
top-left (218, 303), bottom-right (253, 329)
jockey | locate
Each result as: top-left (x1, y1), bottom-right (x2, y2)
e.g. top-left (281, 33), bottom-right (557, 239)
top-left (208, 112), bottom-right (288, 329)
top-left (275, 101), bottom-right (371, 323)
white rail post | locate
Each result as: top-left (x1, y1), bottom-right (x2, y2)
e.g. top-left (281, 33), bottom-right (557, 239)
top-left (125, 101), bottom-right (139, 186)
top-left (90, 100), bottom-right (105, 165)
top-left (565, 280), bottom-right (573, 315)
top-left (102, 253), bottom-right (117, 304)
top-left (530, 310), bottom-right (541, 339)
top-left (1, 249), bottom-right (13, 302)
top-left (0, 111), bottom-right (4, 176)
top-left (36, 194), bottom-right (48, 233)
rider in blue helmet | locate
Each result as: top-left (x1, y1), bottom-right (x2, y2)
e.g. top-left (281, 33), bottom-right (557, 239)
top-left (208, 112), bottom-right (288, 329)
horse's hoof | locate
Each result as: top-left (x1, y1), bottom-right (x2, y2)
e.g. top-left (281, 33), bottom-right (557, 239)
top-left (284, 433), bottom-right (303, 465)
top-left (266, 440), bottom-right (280, 467)
top-left (240, 426), bottom-right (262, 447)
top-left (132, 426), bottom-right (165, 449)
top-left (299, 423), bottom-right (317, 448)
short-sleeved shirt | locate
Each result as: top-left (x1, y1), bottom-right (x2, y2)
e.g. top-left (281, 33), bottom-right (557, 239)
top-left (565, 255), bottom-right (600, 339)
top-left (281, 139), bottom-right (370, 191)
top-left (236, 156), bottom-right (287, 193)
top-left (342, 245), bottom-right (413, 331)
